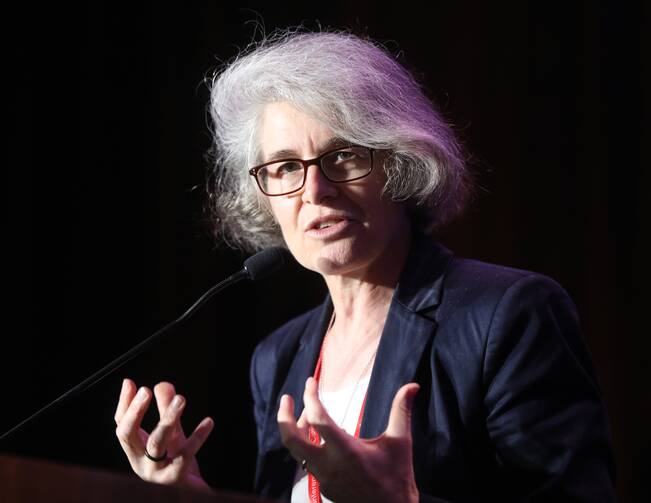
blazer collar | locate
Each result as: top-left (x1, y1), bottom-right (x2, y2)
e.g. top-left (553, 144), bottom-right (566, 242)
top-left (392, 232), bottom-right (452, 314)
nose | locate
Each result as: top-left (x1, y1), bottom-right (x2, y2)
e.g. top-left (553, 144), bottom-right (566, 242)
top-left (301, 162), bottom-right (337, 204)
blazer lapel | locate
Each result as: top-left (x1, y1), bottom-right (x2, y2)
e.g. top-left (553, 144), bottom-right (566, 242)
top-left (361, 303), bottom-right (437, 438)
top-left (256, 297), bottom-right (332, 485)
top-left (360, 235), bottom-right (452, 438)
top-left (277, 298), bottom-right (333, 419)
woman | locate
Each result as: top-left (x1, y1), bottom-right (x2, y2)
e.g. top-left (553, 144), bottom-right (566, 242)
top-left (114, 31), bottom-right (615, 502)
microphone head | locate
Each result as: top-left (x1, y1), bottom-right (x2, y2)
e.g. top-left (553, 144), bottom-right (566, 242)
top-left (243, 246), bottom-right (290, 281)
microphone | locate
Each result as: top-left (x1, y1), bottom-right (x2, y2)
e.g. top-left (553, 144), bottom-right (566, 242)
top-left (0, 246), bottom-right (290, 442)
top-left (243, 246), bottom-right (288, 281)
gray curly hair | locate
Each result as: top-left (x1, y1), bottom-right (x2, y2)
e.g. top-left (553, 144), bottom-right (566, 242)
top-left (207, 29), bottom-right (473, 252)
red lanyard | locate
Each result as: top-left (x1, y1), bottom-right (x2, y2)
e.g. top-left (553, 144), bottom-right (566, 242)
top-left (307, 336), bottom-right (369, 503)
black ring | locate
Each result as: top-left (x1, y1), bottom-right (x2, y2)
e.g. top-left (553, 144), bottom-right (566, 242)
top-left (144, 447), bottom-right (168, 462)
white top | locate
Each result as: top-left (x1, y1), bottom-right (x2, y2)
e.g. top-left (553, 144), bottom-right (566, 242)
top-left (290, 376), bottom-right (371, 503)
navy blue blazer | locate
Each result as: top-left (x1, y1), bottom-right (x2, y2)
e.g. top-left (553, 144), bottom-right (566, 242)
top-left (249, 234), bottom-right (615, 502)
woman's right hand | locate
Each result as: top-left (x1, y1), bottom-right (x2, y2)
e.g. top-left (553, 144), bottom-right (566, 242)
top-left (114, 378), bottom-right (214, 490)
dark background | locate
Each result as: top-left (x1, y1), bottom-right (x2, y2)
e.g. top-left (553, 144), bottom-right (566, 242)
top-left (3, 1), bottom-right (648, 501)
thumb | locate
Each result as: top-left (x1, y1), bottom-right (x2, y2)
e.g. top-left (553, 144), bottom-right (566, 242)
top-left (385, 383), bottom-right (420, 439)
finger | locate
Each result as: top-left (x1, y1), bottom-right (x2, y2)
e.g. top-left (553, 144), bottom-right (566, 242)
top-left (296, 406), bottom-right (309, 437)
top-left (278, 395), bottom-right (311, 440)
top-left (115, 386), bottom-right (152, 454)
top-left (277, 394), bottom-right (322, 463)
top-left (114, 378), bottom-right (137, 424)
top-left (385, 383), bottom-right (420, 439)
top-left (181, 417), bottom-right (215, 458)
top-left (146, 394), bottom-right (186, 458)
top-left (303, 377), bottom-right (347, 448)
top-left (153, 382), bottom-right (177, 419)
top-left (277, 393), bottom-right (298, 444)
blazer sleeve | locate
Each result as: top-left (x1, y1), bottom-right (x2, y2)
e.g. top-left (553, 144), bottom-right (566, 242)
top-left (480, 274), bottom-right (615, 501)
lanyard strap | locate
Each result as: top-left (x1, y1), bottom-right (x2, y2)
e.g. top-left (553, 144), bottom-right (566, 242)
top-left (307, 338), bottom-right (368, 503)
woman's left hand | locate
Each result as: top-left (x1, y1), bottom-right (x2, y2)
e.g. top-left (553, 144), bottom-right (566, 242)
top-left (277, 377), bottom-right (420, 503)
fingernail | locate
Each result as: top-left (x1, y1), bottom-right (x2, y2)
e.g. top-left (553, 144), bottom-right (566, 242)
top-left (171, 395), bottom-right (184, 409)
top-left (136, 387), bottom-right (148, 402)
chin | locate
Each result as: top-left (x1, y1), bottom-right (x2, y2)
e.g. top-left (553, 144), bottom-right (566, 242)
top-left (307, 240), bottom-right (374, 277)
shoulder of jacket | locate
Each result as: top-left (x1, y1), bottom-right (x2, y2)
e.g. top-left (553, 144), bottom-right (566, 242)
top-left (435, 256), bottom-right (574, 325)
top-left (444, 257), bottom-right (566, 298)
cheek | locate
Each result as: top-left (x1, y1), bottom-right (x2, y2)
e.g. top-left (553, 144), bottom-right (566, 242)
top-left (269, 200), bottom-right (299, 238)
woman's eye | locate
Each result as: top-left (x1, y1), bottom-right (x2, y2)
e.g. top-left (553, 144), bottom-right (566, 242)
top-left (333, 151), bottom-right (358, 163)
top-left (278, 162), bottom-right (302, 175)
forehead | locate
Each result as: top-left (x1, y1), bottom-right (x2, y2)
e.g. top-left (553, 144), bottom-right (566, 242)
top-left (258, 102), bottom-right (335, 159)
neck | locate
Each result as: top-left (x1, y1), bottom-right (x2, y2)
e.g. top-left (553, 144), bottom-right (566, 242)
top-left (323, 231), bottom-right (412, 343)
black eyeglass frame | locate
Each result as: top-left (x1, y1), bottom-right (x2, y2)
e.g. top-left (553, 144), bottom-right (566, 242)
top-left (248, 145), bottom-right (376, 196)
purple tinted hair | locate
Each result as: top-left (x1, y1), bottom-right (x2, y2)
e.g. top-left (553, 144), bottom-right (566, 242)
top-left (208, 29), bottom-right (473, 251)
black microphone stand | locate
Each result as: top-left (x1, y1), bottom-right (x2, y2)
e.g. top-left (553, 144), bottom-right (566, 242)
top-left (0, 269), bottom-right (248, 442)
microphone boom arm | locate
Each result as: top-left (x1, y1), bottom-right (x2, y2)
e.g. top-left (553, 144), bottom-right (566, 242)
top-left (0, 269), bottom-right (248, 442)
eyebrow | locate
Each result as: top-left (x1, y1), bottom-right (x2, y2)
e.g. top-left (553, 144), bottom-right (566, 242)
top-left (264, 137), bottom-right (349, 163)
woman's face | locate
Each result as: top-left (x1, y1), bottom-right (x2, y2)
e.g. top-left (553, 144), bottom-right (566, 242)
top-left (257, 102), bottom-right (410, 278)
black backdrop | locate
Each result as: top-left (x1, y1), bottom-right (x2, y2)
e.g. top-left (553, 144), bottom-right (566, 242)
top-left (3, 2), bottom-right (648, 501)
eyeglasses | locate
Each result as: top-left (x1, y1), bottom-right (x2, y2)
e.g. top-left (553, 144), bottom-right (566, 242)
top-left (248, 145), bottom-right (375, 196)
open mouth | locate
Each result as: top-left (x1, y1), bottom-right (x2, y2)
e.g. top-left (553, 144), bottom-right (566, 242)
top-left (314, 219), bottom-right (345, 230)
